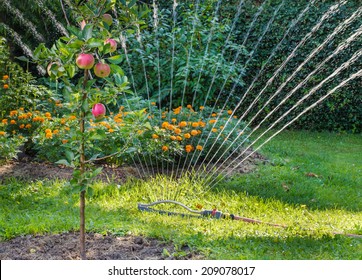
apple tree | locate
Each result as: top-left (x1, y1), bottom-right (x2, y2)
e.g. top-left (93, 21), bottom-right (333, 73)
top-left (32, 0), bottom-right (149, 259)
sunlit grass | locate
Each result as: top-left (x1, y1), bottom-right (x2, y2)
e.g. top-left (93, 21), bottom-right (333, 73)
top-left (0, 130), bottom-right (361, 259)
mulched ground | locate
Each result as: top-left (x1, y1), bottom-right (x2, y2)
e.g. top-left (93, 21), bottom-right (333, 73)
top-left (0, 149), bottom-right (266, 260)
top-left (0, 232), bottom-right (200, 260)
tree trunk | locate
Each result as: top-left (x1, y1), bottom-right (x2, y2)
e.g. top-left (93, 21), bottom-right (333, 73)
top-left (79, 69), bottom-right (89, 260)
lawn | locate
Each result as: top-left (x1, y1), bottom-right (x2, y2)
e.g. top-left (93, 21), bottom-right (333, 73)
top-left (0, 130), bottom-right (361, 259)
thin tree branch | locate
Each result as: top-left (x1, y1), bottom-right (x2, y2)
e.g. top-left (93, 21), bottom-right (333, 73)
top-left (59, 0), bottom-right (70, 26)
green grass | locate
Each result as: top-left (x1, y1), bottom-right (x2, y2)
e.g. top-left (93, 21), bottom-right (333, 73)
top-left (0, 130), bottom-right (361, 259)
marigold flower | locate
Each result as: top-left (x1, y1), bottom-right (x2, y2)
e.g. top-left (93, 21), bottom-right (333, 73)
top-left (60, 118), bottom-right (66, 125)
top-left (192, 122), bottom-right (199, 128)
top-left (162, 145), bottom-right (169, 152)
top-left (212, 128), bottom-right (218, 133)
top-left (187, 104), bottom-right (192, 109)
top-left (167, 124), bottom-right (175, 131)
top-left (25, 124), bottom-right (32, 129)
top-left (65, 127), bottom-right (70, 131)
top-left (211, 113), bottom-right (217, 117)
top-left (179, 121), bottom-right (187, 128)
top-left (3, 75), bottom-right (9, 80)
top-left (10, 110), bottom-right (18, 116)
top-left (184, 133), bottom-right (191, 139)
top-left (19, 108), bottom-right (24, 111)
top-left (62, 139), bottom-right (68, 144)
top-left (196, 145), bottom-right (203, 151)
top-left (108, 128), bottom-right (114, 133)
top-left (45, 129), bottom-right (52, 134)
top-left (174, 128), bottom-right (181, 134)
top-left (45, 132), bottom-right (53, 139)
top-left (198, 121), bottom-right (206, 127)
top-left (53, 129), bottom-right (59, 134)
top-left (191, 130), bottom-right (198, 136)
top-left (227, 110), bottom-right (233, 115)
top-left (152, 134), bottom-right (159, 139)
top-left (0, 131), bottom-right (6, 136)
top-left (199, 106), bottom-right (204, 110)
top-left (170, 135), bottom-right (177, 141)
top-left (19, 124), bottom-right (25, 129)
top-left (3, 84), bottom-right (9, 89)
top-left (45, 112), bottom-right (51, 118)
top-left (12, 130), bottom-right (16, 134)
top-left (185, 145), bottom-right (194, 153)
top-left (2, 119), bottom-right (8, 124)
top-left (171, 118), bottom-right (177, 123)
top-left (162, 121), bottom-right (169, 128)
top-left (209, 119), bottom-right (216, 124)
top-left (10, 120), bottom-right (16, 125)
top-left (233, 115), bottom-right (237, 119)
top-left (151, 102), bottom-right (156, 106)
top-left (69, 115), bottom-right (77, 120)
top-left (176, 136), bottom-right (183, 141)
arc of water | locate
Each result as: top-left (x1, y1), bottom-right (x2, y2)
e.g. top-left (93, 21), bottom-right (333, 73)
top-left (1, 0), bottom-right (45, 42)
top-left (179, 0), bottom-right (266, 176)
top-left (168, 0), bottom-right (178, 114)
top-left (189, 0), bottom-right (316, 174)
top-left (174, 0), bottom-right (223, 177)
top-left (207, 67), bottom-right (362, 189)
top-left (35, 0), bottom-right (69, 37)
top-left (205, 48), bottom-right (362, 188)
top-left (188, 1), bottom-right (286, 173)
top-left (119, 33), bottom-right (152, 178)
top-left (206, 26), bottom-right (362, 181)
top-left (198, 0), bottom-right (350, 173)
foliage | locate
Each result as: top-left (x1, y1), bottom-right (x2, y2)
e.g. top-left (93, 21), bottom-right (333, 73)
top-left (0, 130), bottom-right (24, 161)
top-left (0, 37), bottom-right (54, 118)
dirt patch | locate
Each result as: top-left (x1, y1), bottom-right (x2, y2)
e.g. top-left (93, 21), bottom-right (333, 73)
top-left (0, 149), bottom-right (267, 182)
top-left (0, 232), bottom-right (201, 260)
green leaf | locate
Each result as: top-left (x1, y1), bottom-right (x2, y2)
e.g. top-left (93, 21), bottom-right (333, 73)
top-left (81, 24), bottom-right (93, 41)
top-left (65, 150), bottom-right (75, 163)
top-left (87, 38), bottom-right (104, 48)
top-left (107, 55), bottom-right (123, 65)
top-left (15, 56), bottom-right (30, 62)
top-left (55, 159), bottom-right (71, 167)
top-left (65, 64), bottom-right (76, 78)
top-left (68, 39), bottom-right (85, 49)
top-left (109, 64), bottom-right (124, 76)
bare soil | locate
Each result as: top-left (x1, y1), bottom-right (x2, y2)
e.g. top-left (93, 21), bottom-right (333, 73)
top-left (0, 232), bottom-right (200, 260)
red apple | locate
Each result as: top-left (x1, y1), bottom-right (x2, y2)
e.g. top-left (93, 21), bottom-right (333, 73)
top-left (94, 62), bottom-right (111, 78)
top-left (92, 103), bottom-right (106, 120)
top-left (76, 53), bottom-right (95, 69)
top-left (104, 38), bottom-right (117, 52)
top-left (102, 14), bottom-right (113, 26)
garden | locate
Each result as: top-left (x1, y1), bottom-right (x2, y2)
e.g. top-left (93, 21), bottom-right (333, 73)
top-left (0, 0), bottom-right (361, 260)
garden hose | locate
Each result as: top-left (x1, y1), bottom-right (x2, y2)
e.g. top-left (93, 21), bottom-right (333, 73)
top-left (138, 200), bottom-right (362, 238)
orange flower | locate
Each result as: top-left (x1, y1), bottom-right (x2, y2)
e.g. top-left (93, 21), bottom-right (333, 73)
top-left (60, 118), bottom-right (66, 125)
top-left (171, 118), bottom-right (177, 123)
top-left (45, 129), bottom-right (52, 134)
top-left (179, 121), bottom-right (187, 128)
top-left (170, 135), bottom-right (177, 141)
top-left (25, 124), bottom-right (32, 129)
top-left (184, 133), bottom-right (191, 139)
top-left (53, 129), bottom-right (59, 134)
top-left (62, 139), bottom-right (69, 144)
top-left (199, 106), bottom-right (205, 110)
top-left (3, 84), bottom-right (9, 89)
top-left (45, 112), bottom-right (51, 118)
top-left (10, 110), bottom-right (18, 116)
top-left (19, 124), bottom-right (25, 129)
top-left (185, 145), bottom-right (194, 153)
top-left (162, 145), bottom-right (168, 152)
top-left (108, 128), bottom-right (114, 133)
top-left (2, 119), bottom-right (8, 124)
top-left (209, 119), bottom-right (216, 124)
top-left (227, 110), bottom-right (233, 115)
top-left (176, 136), bottom-right (183, 141)
top-left (152, 134), bottom-right (159, 139)
top-left (0, 131), bottom-right (6, 136)
top-left (3, 75), bottom-right (9, 80)
top-left (196, 145), bottom-right (203, 151)
top-left (187, 104), bottom-right (192, 109)
top-left (198, 121), bottom-right (206, 127)
top-left (212, 128), bottom-right (218, 133)
top-left (65, 127), bottom-right (70, 131)
top-left (211, 113), bottom-right (217, 117)
top-left (45, 132), bottom-right (53, 139)
top-left (191, 130), bottom-right (198, 136)
top-left (174, 128), bottom-right (181, 134)
top-left (151, 102), bottom-right (156, 106)
top-left (167, 124), bottom-right (175, 131)
top-left (192, 122), bottom-right (199, 128)
top-left (69, 115), bottom-right (77, 120)
top-left (10, 120), bottom-right (16, 125)
top-left (233, 115), bottom-right (238, 119)
top-left (162, 121), bottom-right (169, 128)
